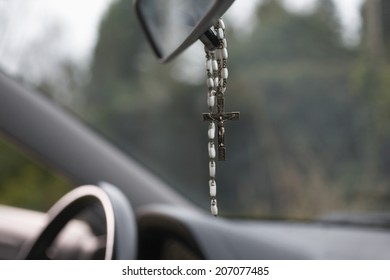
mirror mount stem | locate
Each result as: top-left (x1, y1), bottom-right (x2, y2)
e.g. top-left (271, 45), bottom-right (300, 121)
top-left (200, 29), bottom-right (219, 51)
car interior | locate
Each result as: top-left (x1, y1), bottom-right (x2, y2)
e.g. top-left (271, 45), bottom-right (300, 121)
top-left (1, 0), bottom-right (390, 260)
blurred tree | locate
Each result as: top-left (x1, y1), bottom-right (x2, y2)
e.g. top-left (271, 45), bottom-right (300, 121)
top-left (381, 0), bottom-right (390, 55)
top-left (351, 0), bottom-right (390, 208)
top-left (226, 0), bottom-right (366, 216)
top-left (363, 0), bottom-right (386, 62)
top-left (0, 137), bottom-right (72, 211)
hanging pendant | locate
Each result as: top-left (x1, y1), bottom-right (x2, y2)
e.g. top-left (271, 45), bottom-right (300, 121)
top-left (202, 18), bottom-right (239, 216)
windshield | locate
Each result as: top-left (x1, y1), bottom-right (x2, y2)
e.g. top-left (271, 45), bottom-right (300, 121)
top-left (1, 0), bottom-right (389, 220)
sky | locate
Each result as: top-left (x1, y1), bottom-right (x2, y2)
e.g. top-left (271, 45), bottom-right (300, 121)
top-left (0, 0), bottom-right (114, 71)
top-left (0, 0), bottom-right (365, 77)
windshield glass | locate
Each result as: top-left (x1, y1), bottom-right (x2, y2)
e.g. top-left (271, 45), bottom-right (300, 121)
top-left (1, 0), bottom-right (389, 220)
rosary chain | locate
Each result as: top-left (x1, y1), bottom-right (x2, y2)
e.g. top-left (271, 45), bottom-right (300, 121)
top-left (205, 18), bottom-right (228, 216)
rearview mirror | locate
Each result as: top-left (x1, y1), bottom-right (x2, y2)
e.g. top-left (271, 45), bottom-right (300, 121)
top-left (134, 0), bottom-right (235, 62)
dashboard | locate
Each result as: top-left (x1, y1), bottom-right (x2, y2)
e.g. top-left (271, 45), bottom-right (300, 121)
top-left (2, 204), bottom-right (390, 260)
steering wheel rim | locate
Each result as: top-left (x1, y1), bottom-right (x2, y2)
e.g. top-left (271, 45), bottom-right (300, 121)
top-left (19, 183), bottom-right (137, 260)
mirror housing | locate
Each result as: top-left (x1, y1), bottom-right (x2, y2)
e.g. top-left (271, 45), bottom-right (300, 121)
top-left (134, 0), bottom-right (235, 62)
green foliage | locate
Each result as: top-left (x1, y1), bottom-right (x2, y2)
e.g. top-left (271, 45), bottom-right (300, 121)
top-left (0, 136), bottom-right (72, 211)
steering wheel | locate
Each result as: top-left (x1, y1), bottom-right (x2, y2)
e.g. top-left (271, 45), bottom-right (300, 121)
top-left (19, 183), bottom-right (137, 259)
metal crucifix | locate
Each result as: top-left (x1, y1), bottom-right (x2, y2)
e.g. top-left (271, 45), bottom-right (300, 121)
top-left (203, 91), bottom-right (239, 161)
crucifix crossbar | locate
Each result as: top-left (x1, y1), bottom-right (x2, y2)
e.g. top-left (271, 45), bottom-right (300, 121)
top-left (203, 93), bottom-right (239, 161)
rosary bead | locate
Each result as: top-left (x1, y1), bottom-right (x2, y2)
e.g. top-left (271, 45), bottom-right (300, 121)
top-left (207, 91), bottom-right (215, 108)
top-left (209, 180), bottom-right (217, 197)
top-left (209, 160), bottom-right (216, 177)
top-left (214, 77), bottom-right (219, 87)
top-left (222, 48), bottom-right (228, 59)
top-left (217, 28), bottom-right (224, 39)
top-left (208, 142), bottom-right (216, 159)
top-left (212, 60), bottom-right (218, 72)
top-left (208, 122), bottom-right (215, 139)
top-left (207, 78), bottom-right (214, 89)
top-left (215, 48), bottom-right (228, 60)
top-left (222, 68), bottom-right (228, 79)
top-left (211, 199), bottom-right (218, 216)
top-left (207, 94), bottom-right (215, 108)
top-left (218, 19), bottom-right (225, 30)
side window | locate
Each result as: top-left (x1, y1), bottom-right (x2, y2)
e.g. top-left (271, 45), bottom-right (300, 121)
top-left (0, 135), bottom-right (72, 211)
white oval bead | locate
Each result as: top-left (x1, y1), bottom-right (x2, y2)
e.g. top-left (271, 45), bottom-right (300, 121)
top-left (222, 68), bottom-right (228, 79)
top-left (209, 161), bottom-right (216, 177)
top-left (222, 48), bottom-right (228, 59)
top-left (207, 78), bottom-right (214, 89)
top-left (208, 142), bottom-right (216, 159)
top-left (211, 199), bottom-right (218, 216)
top-left (217, 28), bottom-right (224, 39)
top-left (214, 77), bottom-right (219, 87)
top-left (218, 19), bottom-right (225, 30)
top-left (209, 180), bottom-right (217, 197)
top-left (212, 60), bottom-right (218, 72)
top-left (208, 122), bottom-right (215, 139)
top-left (207, 95), bottom-right (215, 107)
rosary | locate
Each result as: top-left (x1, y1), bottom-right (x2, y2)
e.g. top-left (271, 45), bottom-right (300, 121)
top-left (203, 18), bottom-right (239, 216)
